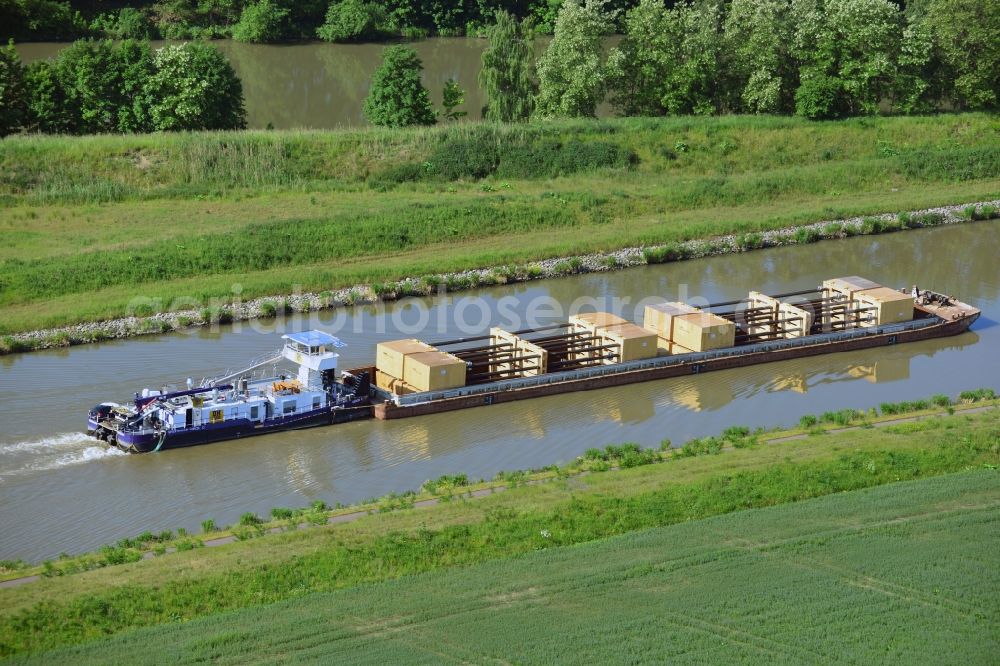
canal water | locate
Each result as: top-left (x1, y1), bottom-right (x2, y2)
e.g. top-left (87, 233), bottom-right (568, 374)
top-left (15, 37), bottom-right (612, 130)
top-left (0, 221), bottom-right (998, 561)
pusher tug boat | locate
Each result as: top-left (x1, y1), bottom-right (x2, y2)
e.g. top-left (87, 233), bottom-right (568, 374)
top-left (87, 331), bottom-right (371, 453)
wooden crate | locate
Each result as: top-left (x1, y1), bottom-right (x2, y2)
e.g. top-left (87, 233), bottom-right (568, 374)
top-left (747, 291), bottom-right (813, 339)
top-left (489, 327), bottom-right (548, 376)
top-left (598, 322), bottom-right (658, 363)
top-left (643, 302), bottom-right (700, 339)
top-left (569, 312), bottom-right (628, 332)
top-left (672, 313), bottom-right (736, 351)
top-left (376, 339), bottom-right (434, 378)
top-left (855, 287), bottom-right (914, 326)
top-left (403, 351), bottom-right (467, 392)
top-left (656, 336), bottom-right (694, 356)
top-left (822, 276), bottom-right (881, 300)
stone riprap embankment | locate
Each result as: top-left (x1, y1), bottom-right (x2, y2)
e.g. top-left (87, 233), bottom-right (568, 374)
top-left (4, 200), bottom-right (997, 355)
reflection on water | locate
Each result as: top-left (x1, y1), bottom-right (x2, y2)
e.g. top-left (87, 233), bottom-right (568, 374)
top-left (0, 221), bottom-right (998, 561)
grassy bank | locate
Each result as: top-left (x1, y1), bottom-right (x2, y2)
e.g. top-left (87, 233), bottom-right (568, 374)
top-left (1, 398), bottom-right (997, 657)
top-left (1, 114), bottom-right (998, 335)
top-left (19, 470), bottom-right (999, 664)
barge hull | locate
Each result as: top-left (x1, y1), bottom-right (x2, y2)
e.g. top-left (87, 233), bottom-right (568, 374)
top-left (374, 312), bottom-right (977, 420)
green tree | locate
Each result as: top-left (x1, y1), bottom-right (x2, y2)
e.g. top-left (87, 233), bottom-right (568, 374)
top-left (891, 10), bottom-right (934, 113)
top-left (534, 0), bottom-right (613, 119)
top-left (25, 60), bottom-right (71, 133)
top-left (608, 0), bottom-right (724, 117)
top-left (0, 40), bottom-right (27, 136)
top-left (232, 0), bottom-right (293, 43)
top-left (363, 45), bottom-right (436, 127)
top-left (317, 0), bottom-right (387, 42)
top-left (0, 0), bottom-right (88, 41)
top-left (661, 0), bottom-right (725, 115)
top-left (793, 0), bottom-right (902, 118)
top-left (116, 39), bottom-right (155, 133)
top-left (441, 78), bottom-right (467, 120)
top-left (924, 0), bottom-right (1000, 110)
top-left (144, 42), bottom-right (246, 131)
top-left (724, 0), bottom-right (797, 114)
top-left (479, 9), bottom-right (536, 122)
top-left (606, 0), bottom-right (672, 116)
top-left (52, 39), bottom-right (126, 134)
top-left (528, 0), bottom-right (563, 34)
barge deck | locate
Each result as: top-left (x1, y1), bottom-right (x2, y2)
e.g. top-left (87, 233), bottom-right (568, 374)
top-left (367, 299), bottom-right (979, 420)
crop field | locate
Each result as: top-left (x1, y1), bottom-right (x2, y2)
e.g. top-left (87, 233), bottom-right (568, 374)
top-left (13, 469), bottom-right (999, 664)
top-left (1, 114), bottom-right (998, 334)
top-left (1, 406), bottom-right (997, 658)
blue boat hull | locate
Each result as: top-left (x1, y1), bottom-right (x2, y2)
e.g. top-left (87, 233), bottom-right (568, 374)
top-left (103, 405), bottom-right (372, 453)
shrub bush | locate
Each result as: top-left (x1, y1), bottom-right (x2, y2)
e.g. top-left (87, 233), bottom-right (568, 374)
top-left (737, 232), bottom-right (764, 250)
top-left (794, 74), bottom-right (849, 120)
top-left (931, 394), bottom-right (952, 408)
top-left (378, 130), bottom-right (637, 185)
top-left (959, 388), bottom-right (997, 403)
top-left (239, 512), bottom-right (263, 526)
top-left (317, 0), bottom-right (386, 42)
top-left (642, 243), bottom-right (686, 264)
top-left (860, 217), bottom-right (884, 234)
top-left (232, 0), bottom-right (293, 43)
top-left (793, 227), bottom-right (820, 244)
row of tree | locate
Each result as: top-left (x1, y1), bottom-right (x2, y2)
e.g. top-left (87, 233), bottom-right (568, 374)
top-left (0, 40), bottom-right (245, 136)
top-left (1, 0), bottom-right (575, 43)
top-left (529, 0), bottom-right (998, 120)
top-left (360, 0), bottom-right (997, 127)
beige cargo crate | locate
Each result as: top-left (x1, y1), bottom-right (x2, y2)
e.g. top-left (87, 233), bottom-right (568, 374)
top-left (656, 337), bottom-right (694, 356)
top-left (569, 312), bottom-right (628, 332)
top-left (855, 287), bottom-right (914, 326)
top-left (673, 313), bottom-right (736, 351)
top-left (376, 339), bottom-right (434, 378)
top-left (643, 302), bottom-right (700, 339)
top-left (403, 351), bottom-right (467, 392)
top-left (823, 276), bottom-right (881, 300)
top-left (599, 323), bottom-right (658, 363)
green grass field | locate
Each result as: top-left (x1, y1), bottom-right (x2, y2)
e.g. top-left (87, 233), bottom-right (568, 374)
top-left (1, 114), bottom-right (998, 334)
top-left (12, 470), bottom-right (999, 664)
top-left (1, 405), bottom-right (997, 659)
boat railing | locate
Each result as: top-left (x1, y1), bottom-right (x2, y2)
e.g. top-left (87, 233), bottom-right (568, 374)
top-left (203, 351), bottom-right (283, 387)
top-left (389, 317), bottom-right (940, 406)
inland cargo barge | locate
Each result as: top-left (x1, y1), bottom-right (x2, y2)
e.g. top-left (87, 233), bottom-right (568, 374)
top-left (86, 277), bottom-right (979, 452)
top-left (360, 277), bottom-right (979, 420)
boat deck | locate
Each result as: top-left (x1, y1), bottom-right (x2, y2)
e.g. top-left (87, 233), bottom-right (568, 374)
top-left (368, 300), bottom-right (979, 420)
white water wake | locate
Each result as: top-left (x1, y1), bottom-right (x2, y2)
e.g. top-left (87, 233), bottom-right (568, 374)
top-left (0, 433), bottom-right (127, 479)
top-left (0, 432), bottom-right (92, 456)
